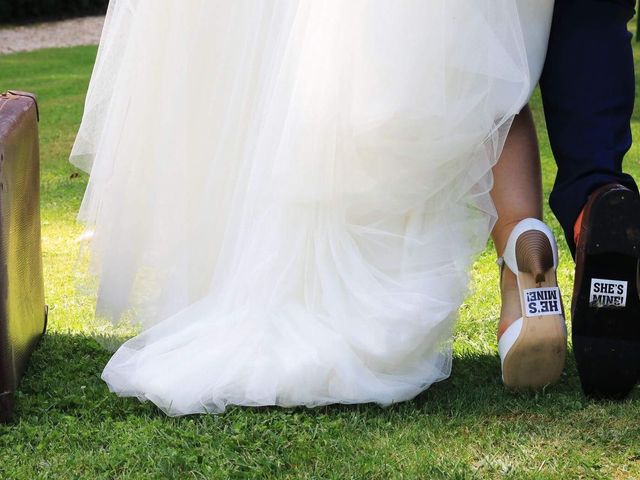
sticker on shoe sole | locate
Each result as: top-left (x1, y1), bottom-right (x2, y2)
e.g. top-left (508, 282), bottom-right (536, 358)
top-left (589, 278), bottom-right (628, 308)
top-left (523, 287), bottom-right (562, 317)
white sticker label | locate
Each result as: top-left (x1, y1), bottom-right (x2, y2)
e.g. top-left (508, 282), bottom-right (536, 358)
top-left (589, 278), bottom-right (628, 308)
top-left (523, 287), bottom-right (562, 317)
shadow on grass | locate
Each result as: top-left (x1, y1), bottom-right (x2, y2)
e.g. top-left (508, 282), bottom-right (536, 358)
top-left (8, 330), bottom-right (639, 426)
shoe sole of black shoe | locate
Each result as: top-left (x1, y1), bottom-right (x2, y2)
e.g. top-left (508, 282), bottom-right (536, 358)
top-left (572, 188), bottom-right (640, 400)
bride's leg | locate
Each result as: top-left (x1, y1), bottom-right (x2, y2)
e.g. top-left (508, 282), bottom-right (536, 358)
top-left (490, 105), bottom-right (566, 390)
top-left (491, 104), bottom-right (542, 338)
top-left (491, 105), bottom-right (543, 255)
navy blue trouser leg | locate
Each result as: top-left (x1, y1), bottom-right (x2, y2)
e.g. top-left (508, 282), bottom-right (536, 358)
top-left (539, 0), bottom-right (638, 254)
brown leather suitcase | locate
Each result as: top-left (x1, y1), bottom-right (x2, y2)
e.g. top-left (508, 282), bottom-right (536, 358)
top-left (0, 91), bottom-right (47, 423)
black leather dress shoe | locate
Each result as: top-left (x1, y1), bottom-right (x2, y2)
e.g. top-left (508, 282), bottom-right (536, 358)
top-left (572, 184), bottom-right (640, 399)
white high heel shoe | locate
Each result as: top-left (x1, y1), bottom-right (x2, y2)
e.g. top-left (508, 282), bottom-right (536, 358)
top-left (497, 218), bottom-right (567, 389)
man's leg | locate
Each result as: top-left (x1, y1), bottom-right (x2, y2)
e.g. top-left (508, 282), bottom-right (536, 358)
top-left (540, 0), bottom-right (640, 399)
top-left (540, 0), bottom-right (637, 254)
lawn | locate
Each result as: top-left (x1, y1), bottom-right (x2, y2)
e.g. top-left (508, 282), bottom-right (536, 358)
top-left (1, 39), bottom-right (640, 479)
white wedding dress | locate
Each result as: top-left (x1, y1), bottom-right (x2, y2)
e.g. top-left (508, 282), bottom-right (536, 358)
top-left (71, 0), bottom-right (554, 416)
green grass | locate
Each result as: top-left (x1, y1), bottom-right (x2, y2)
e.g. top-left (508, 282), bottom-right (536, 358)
top-left (1, 38), bottom-right (640, 479)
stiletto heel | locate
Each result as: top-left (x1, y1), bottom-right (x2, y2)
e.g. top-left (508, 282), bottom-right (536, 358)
top-left (516, 230), bottom-right (554, 283)
top-left (498, 219), bottom-right (567, 390)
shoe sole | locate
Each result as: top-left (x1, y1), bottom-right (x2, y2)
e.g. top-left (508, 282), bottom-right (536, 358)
top-left (503, 231), bottom-right (566, 390)
top-left (572, 188), bottom-right (640, 399)
top-left (502, 311), bottom-right (566, 390)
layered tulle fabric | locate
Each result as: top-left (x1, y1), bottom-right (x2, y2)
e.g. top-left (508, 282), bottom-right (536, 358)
top-left (71, 0), bottom-right (554, 415)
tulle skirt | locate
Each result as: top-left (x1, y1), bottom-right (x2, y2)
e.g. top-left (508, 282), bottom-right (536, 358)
top-left (71, 0), bottom-right (554, 416)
